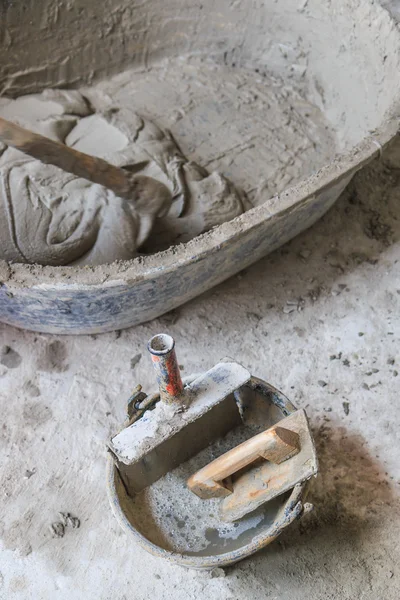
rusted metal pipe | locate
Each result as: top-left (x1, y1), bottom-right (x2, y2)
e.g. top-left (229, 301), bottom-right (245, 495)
top-left (148, 334), bottom-right (184, 404)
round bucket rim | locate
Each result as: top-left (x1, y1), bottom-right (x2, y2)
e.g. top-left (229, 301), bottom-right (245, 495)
top-left (106, 376), bottom-right (312, 569)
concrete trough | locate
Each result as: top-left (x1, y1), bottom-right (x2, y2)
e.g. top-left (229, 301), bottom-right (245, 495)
top-left (0, 0), bottom-right (399, 333)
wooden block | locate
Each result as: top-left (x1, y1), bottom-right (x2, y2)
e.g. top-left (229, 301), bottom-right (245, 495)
top-left (187, 421), bottom-right (300, 500)
top-left (220, 409), bottom-right (318, 522)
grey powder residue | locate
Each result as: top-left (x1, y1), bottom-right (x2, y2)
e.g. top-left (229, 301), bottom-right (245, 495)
top-left (130, 354), bottom-right (142, 369)
top-left (0, 346), bottom-right (22, 369)
top-left (37, 340), bottom-right (68, 373)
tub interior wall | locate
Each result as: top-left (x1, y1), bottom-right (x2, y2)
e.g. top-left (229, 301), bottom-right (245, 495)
top-left (1, 0), bottom-right (399, 151)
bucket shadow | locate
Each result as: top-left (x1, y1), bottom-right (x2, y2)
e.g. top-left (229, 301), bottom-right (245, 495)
top-left (228, 423), bottom-right (396, 585)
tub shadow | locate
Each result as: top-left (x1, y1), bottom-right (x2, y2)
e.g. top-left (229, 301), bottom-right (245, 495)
top-left (189, 135), bottom-right (400, 316)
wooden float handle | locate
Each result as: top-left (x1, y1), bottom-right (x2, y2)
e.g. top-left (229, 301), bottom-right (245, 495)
top-left (0, 116), bottom-right (142, 200)
top-left (187, 424), bottom-right (300, 499)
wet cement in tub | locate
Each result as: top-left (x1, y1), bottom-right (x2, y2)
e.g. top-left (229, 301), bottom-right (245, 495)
top-left (0, 55), bottom-right (337, 267)
top-left (88, 56), bottom-right (336, 204)
top-left (124, 420), bottom-right (291, 556)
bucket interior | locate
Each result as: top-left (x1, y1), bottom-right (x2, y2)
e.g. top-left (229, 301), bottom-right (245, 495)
top-left (111, 384), bottom-right (297, 558)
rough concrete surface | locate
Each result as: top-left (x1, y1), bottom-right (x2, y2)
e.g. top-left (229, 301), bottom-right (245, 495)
top-left (1, 136), bottom-right (400, 598)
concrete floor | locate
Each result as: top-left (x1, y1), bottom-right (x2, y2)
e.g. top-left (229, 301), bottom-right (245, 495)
top-left (1, 136), bottom-right (400, 599)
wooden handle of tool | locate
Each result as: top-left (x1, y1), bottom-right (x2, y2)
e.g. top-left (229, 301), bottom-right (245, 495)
top-left (0, 116), bottom-right (135, 199)
top-left (187, 425), bottom-right (300, 499)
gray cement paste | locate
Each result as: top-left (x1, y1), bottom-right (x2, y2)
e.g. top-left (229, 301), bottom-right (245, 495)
top-left (127, 422), bottom-right (273, 555)
top-left (0, 57), bottom-right (336, 266)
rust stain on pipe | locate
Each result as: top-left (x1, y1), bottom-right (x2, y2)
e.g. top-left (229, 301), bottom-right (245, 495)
top-left (148, 333), bottom-right (184, 404)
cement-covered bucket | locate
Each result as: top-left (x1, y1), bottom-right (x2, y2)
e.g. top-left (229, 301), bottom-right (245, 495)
top-left (107, 376), bottom-right (316, 569)
top-left (107, 335), bottom-right (317, 569)
top-left (0, 1), bottom-right (399, 333)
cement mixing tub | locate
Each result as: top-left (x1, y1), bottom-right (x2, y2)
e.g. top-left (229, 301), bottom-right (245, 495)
top-left (0, 1), bottom-right (399, 333)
